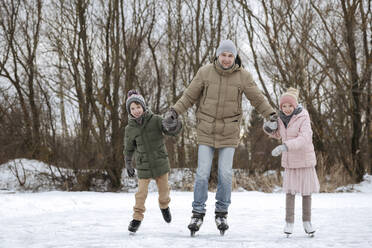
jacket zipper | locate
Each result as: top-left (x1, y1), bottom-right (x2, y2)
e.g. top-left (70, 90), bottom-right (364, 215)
top-left (284, 127), bottom-right (289, 167)
top-left (284, 114), bottom-right (299, 167)
top-left (214, 76), bottom-right (222, 146)
top-left (140, 121), bottom-right (154, 178)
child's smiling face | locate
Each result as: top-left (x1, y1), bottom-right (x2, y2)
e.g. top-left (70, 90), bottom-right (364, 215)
top-left (130, 102), bottom-right (144, 118)
top-left (281, 102), bottom-right (295, 116)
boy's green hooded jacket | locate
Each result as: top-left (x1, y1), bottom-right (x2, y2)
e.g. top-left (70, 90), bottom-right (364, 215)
top-left (124, 110), bottom-right (180, 179)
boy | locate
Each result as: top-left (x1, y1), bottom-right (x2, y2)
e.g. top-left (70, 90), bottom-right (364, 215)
top-left (124, 90), bottom-right (182, 233)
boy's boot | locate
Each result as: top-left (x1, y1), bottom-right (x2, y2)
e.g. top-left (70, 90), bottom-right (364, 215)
top-left (215, 212), bottom-right (229, 235)
top-left (161, 207), bottom-right (172, 223)
top-left (188, 211), bottom-right (205, 236)
top-left (128, 219), bottom-right (141, 233)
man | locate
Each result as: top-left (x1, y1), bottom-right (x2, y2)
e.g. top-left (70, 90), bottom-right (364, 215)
top-left (163, 40), bottom-right (277, 236)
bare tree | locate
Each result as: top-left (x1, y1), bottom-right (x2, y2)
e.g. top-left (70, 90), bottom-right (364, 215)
top-left (0, 0), bottom-right (44, 158)
top-left (237, 0), bottom-right (371, 182)
top-left (43, 0), bottom-right (157, 190)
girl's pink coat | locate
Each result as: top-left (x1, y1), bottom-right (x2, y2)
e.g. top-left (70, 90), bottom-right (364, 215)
top-left (265, 109), bottom-right (316, 169)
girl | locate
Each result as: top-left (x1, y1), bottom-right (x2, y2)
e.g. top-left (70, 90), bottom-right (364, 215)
top-left (263, 87), bottom-right (320, 236)
top-left (124, 90), bottom-right (182, 233)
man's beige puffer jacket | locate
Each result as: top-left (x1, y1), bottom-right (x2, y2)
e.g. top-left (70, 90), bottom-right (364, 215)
top-left (173, 59), bottom-right (275, 148)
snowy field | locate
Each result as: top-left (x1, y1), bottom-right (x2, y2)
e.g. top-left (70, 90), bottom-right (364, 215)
top-left (1, 159), bottom-right (372, 247)
top-left (1, 190), bottom-right (372, 248)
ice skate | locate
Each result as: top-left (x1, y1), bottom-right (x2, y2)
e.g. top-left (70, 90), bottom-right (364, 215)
top-left (283, 222), bottom-right (294, 238)
top-left (188, 212), bottom-right (204, 237)
top-left (128, 219), bottom-right (141, 234)
top-left (161, 207), bottom-right (172, 223)
top-left (303, 221), bottom-right (315, 237)
top-left (215, 212), bottom-right (229, 236)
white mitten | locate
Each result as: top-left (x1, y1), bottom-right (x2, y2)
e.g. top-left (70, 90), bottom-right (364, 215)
top-left (271, 144), bottom-right (288, 157)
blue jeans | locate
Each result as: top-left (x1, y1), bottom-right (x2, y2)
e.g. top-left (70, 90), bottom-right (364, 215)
top-left (192, 145), bottom-right (235, 214)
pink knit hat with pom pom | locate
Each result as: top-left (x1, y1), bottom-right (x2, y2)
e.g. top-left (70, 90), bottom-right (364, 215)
top-left (279, 87), bottom-right (299, 109)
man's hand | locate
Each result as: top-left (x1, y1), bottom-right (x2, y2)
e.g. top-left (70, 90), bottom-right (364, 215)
top-left (268, 112), bottom-right (278, 129)
top-left (263, 121), bottom-right (277, 133)
top-left (269, 112), bottom-right (278, 122)
top-left (264, 113), bottom-right (278, 133)
top-left (166, 108), bottom-right (178, 120)
top-left (162, 108), bottom-right (178, 131)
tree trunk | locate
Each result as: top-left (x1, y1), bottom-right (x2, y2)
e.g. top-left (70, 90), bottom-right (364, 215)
top-left (341, 0), bottom-right (364, 182)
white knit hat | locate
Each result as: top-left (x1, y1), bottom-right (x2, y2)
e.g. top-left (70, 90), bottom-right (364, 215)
top-left (216, 40), bottom-right (237, 58)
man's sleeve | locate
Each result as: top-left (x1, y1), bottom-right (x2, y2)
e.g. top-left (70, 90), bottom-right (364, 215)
top-left (172, 69), bottom-right (204, 115)
top-left (242, 71), bottom-right (275, 118)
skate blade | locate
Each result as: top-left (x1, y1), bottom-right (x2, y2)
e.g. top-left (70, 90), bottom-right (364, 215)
top-left (218, 225), bottom-right (228, 236)
top-left (284, 232), bottom-right (292, 238)
top-left (307, 232), bottom-right (315, 238)
top-left (188, 224), bottom-right (200, 232)
top-left (305, 228), bottom-right (316, 237)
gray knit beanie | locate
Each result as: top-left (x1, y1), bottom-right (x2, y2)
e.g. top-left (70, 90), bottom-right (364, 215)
top-left (216, 40), bottom-right (237, 58)
top-left (126, 90), bottom-right (146, 113)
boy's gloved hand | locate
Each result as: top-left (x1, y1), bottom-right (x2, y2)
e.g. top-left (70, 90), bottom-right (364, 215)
top-left (271, 144), bottom-right (288, 156)
top-left (127, 167), bottom-right (135, 178)
top-left (162, 108), bottom-right (178, 131)
top-left (125, 156), bottom-right (135, 177)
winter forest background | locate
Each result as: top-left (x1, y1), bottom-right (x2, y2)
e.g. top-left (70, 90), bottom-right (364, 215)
top-left (0, 0), bottom-right (371, 192)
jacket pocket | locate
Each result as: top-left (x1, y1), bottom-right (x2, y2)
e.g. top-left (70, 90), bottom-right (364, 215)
top-left (305, 151), bottom-right (316, 167)
top-left (135, 152), bottom-right (148, 164)
top-left (135, 153), bottom-right (149, 170)
top-left (157, 145), bottom-right (168, 158)
top-left (196, 112), bottom-right (215, 135)
top-left (237, 87), bottom-right (242, 112)
top-left (137, 162), bottom-right (150, 170)
top-left (203, 83), bottom-right (209, 104)
top-left (222, 115), bottom-right (240, 136)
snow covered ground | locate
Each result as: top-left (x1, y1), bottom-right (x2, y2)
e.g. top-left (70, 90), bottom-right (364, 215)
top-left (1, 159), bottom-right (372, 247)
top-left (1, 190), bottom-right (372, 248)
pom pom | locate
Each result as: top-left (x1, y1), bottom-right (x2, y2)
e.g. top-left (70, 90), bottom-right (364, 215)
top-left (127, 89), bottom-right (138, 98)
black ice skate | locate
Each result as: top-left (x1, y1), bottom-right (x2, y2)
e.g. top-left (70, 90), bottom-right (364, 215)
top-left (128, 219), bottom-right (141, 233)
top-left (215, 212), bottom-right (229, 236)
top-left (161, 207), bottom-right (172, 223)
top-left (188, 212), bottom-right (204, 237)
